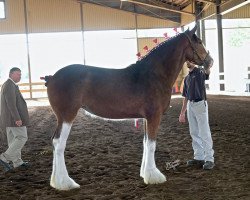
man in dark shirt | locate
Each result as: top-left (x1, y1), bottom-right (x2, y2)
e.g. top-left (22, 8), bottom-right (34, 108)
top-left (179, 61), bottom-right (215, 170)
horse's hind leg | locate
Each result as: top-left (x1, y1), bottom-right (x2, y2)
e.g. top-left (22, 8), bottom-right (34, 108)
top-left (141, 116), bottom-right (166, 184)
top-left (50, 110), bottom-right (80, 190)
top-left (140, 119), bottom-right (147, 178)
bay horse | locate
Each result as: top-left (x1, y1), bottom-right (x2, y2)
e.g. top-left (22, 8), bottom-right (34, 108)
top-left (45, 25), bottom-right (213, 190)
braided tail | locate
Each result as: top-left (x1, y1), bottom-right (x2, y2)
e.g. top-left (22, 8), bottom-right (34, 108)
top-left (40, 75), bottom-right (52, 87)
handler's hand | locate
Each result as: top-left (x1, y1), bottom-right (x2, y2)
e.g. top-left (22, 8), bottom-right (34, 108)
top-left (179, 114), bottom-right (186, 123)
top-left (15, 120), bottom-right (22, 127)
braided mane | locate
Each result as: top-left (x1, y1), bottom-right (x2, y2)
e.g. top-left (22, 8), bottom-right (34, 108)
top-left (137, 32), bottom-right (183, 63)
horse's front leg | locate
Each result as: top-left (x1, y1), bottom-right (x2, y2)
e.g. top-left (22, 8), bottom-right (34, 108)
top-left (140, 119), bottom-right (147, 178)
top-left (141, 117), bottom-right (166, 184)
top-left (50, 122), bottom-right (80, 190)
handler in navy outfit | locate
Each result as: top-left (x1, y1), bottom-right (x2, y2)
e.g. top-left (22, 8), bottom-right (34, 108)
top-left (179, 61), bottom-right (215, 170)
top-left (0, 67), bottom-right (30, 172)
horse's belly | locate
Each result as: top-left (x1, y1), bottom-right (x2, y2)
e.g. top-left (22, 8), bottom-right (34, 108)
top-left (83, 104), bottom-right (142, 119)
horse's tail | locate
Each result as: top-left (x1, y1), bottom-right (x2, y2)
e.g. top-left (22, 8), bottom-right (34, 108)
top-left (40, 75), bottom-right (53, 87)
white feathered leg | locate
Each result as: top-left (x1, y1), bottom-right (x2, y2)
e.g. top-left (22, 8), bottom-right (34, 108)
top-left (143, 139), bottom-right (166, 184)
top-left (50, 122), bottom-right (80, 190)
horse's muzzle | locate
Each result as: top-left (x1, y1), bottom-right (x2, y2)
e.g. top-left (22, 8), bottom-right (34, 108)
top-left (204, 55), bottom-right (214, 70)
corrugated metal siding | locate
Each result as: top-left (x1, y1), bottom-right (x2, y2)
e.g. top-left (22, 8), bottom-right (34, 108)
top-left (1, 0), bottom-right (249, 35)
top-left (181, 4), bottom-right (195, 26)
top-left (0, 0), bottom-right (25, 34)
top-left (27, 0), bottom-right (81, 33)
top-left (82, 3), bottom-right (136, 30)
top-left (137, 37), bottom-right (166, 57)
top-left (203, 3), bottom-right (250, 20)
top-left (203, 4), bottom-right (216, 19)
top-left (224, 4), bottom-right (250, 19)
top-left (0, 0), bottom-right (180, 34)
top-left (82, 3), bottom-right (179, 31)
top-left (137, 15), bottom-right (179, 29)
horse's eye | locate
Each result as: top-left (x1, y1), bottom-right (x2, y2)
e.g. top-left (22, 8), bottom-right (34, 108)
top-left (196, 38), bottom-right (202, 44)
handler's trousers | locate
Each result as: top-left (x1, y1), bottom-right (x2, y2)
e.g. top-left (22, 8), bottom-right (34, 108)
top-left (0, 126), bottom-right (28, 168)
top-left (187, 100), bottom-right (214, 162)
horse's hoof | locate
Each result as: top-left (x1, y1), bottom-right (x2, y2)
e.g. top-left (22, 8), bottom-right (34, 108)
top-left (50, 182), bottom-right (80, 191)
top-left (50, 177), bottom-right (80, 190)
top-left (143, 168), bottom-right (166, 184)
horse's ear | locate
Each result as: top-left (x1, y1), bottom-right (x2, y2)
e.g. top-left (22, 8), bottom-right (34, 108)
top-left (186, 24), bottom-right (197, 37)
top-left (190, 24), bottom-right (197, 35)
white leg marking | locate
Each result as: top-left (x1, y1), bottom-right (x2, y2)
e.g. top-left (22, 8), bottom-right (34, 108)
top-left (140, 134), bottom-right (147, 178)
top-left (50, 122), bottom-right (80, 190)
top-left (143, 139), bottom-right (166, 184)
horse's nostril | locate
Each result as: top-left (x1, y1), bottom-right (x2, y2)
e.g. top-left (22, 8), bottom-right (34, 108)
top-left (209, 59), bottom-right (214, 67)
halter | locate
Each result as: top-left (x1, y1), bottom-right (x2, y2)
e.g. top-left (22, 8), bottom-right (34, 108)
top-left (184, 33), bottom-right (211, 68)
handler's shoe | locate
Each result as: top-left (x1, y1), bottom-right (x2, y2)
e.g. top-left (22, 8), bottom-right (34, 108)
top-left (187, 159), bottom-right (205, 167)
top-left (17, 161), bottom-right (30, 169)
top-left (0, 159), bottom-right (13, 172)
top-left (203, 161), bottom-right (215, 170)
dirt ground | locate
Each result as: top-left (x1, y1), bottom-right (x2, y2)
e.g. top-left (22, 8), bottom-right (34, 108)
top-left (0, 95), bottom-right (249, 200)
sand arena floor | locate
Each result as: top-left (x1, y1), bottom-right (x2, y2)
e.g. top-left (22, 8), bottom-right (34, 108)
top-left (0, 95), bottom-right (249, 200)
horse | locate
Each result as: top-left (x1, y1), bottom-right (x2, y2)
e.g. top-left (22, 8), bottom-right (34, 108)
top-left (44, 25), bottom-right (213, 190)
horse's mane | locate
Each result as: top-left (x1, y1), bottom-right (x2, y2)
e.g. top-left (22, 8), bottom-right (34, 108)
top-left (136, 31), bottom-right (186, 64)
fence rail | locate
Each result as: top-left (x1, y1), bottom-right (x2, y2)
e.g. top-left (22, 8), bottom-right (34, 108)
top-left (0, 82), bottom-right (47, 99)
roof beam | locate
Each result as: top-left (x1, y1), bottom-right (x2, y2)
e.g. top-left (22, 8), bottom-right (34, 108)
top-left (121, 0), bottom-right (195, 16)
top-left (141, 0), bottom-right (180, 10)
top-left (196, 0), bottom-right (216, 4)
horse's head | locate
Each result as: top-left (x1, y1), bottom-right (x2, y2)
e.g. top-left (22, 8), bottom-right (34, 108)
top-left (184, 25), bottom-right (213, 69)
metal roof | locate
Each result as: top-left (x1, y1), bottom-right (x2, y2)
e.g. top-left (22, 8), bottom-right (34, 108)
top-left (77, 0), bottom-right (248, 25)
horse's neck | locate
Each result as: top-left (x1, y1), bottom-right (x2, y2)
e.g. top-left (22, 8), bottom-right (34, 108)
top-left (165, 53), bottom-right (186, 87)
top-left (147, 37), bottom-right (187, 87)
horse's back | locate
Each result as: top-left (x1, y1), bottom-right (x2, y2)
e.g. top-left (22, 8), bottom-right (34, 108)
top-left (47, 64), bottom-right (127, 105)
top-left (52, 64), bottom-right (86, 81)
top-left (47, 64), bottom-right (148, 119)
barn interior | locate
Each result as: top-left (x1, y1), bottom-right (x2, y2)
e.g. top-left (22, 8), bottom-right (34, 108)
top-left (0, 0), bottom-right (249, 98)
top-left (0, 0), bottom-right (249, 199)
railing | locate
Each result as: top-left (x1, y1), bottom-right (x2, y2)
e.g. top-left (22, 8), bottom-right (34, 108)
top-left (0, 82), bottom-right (48, 99)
